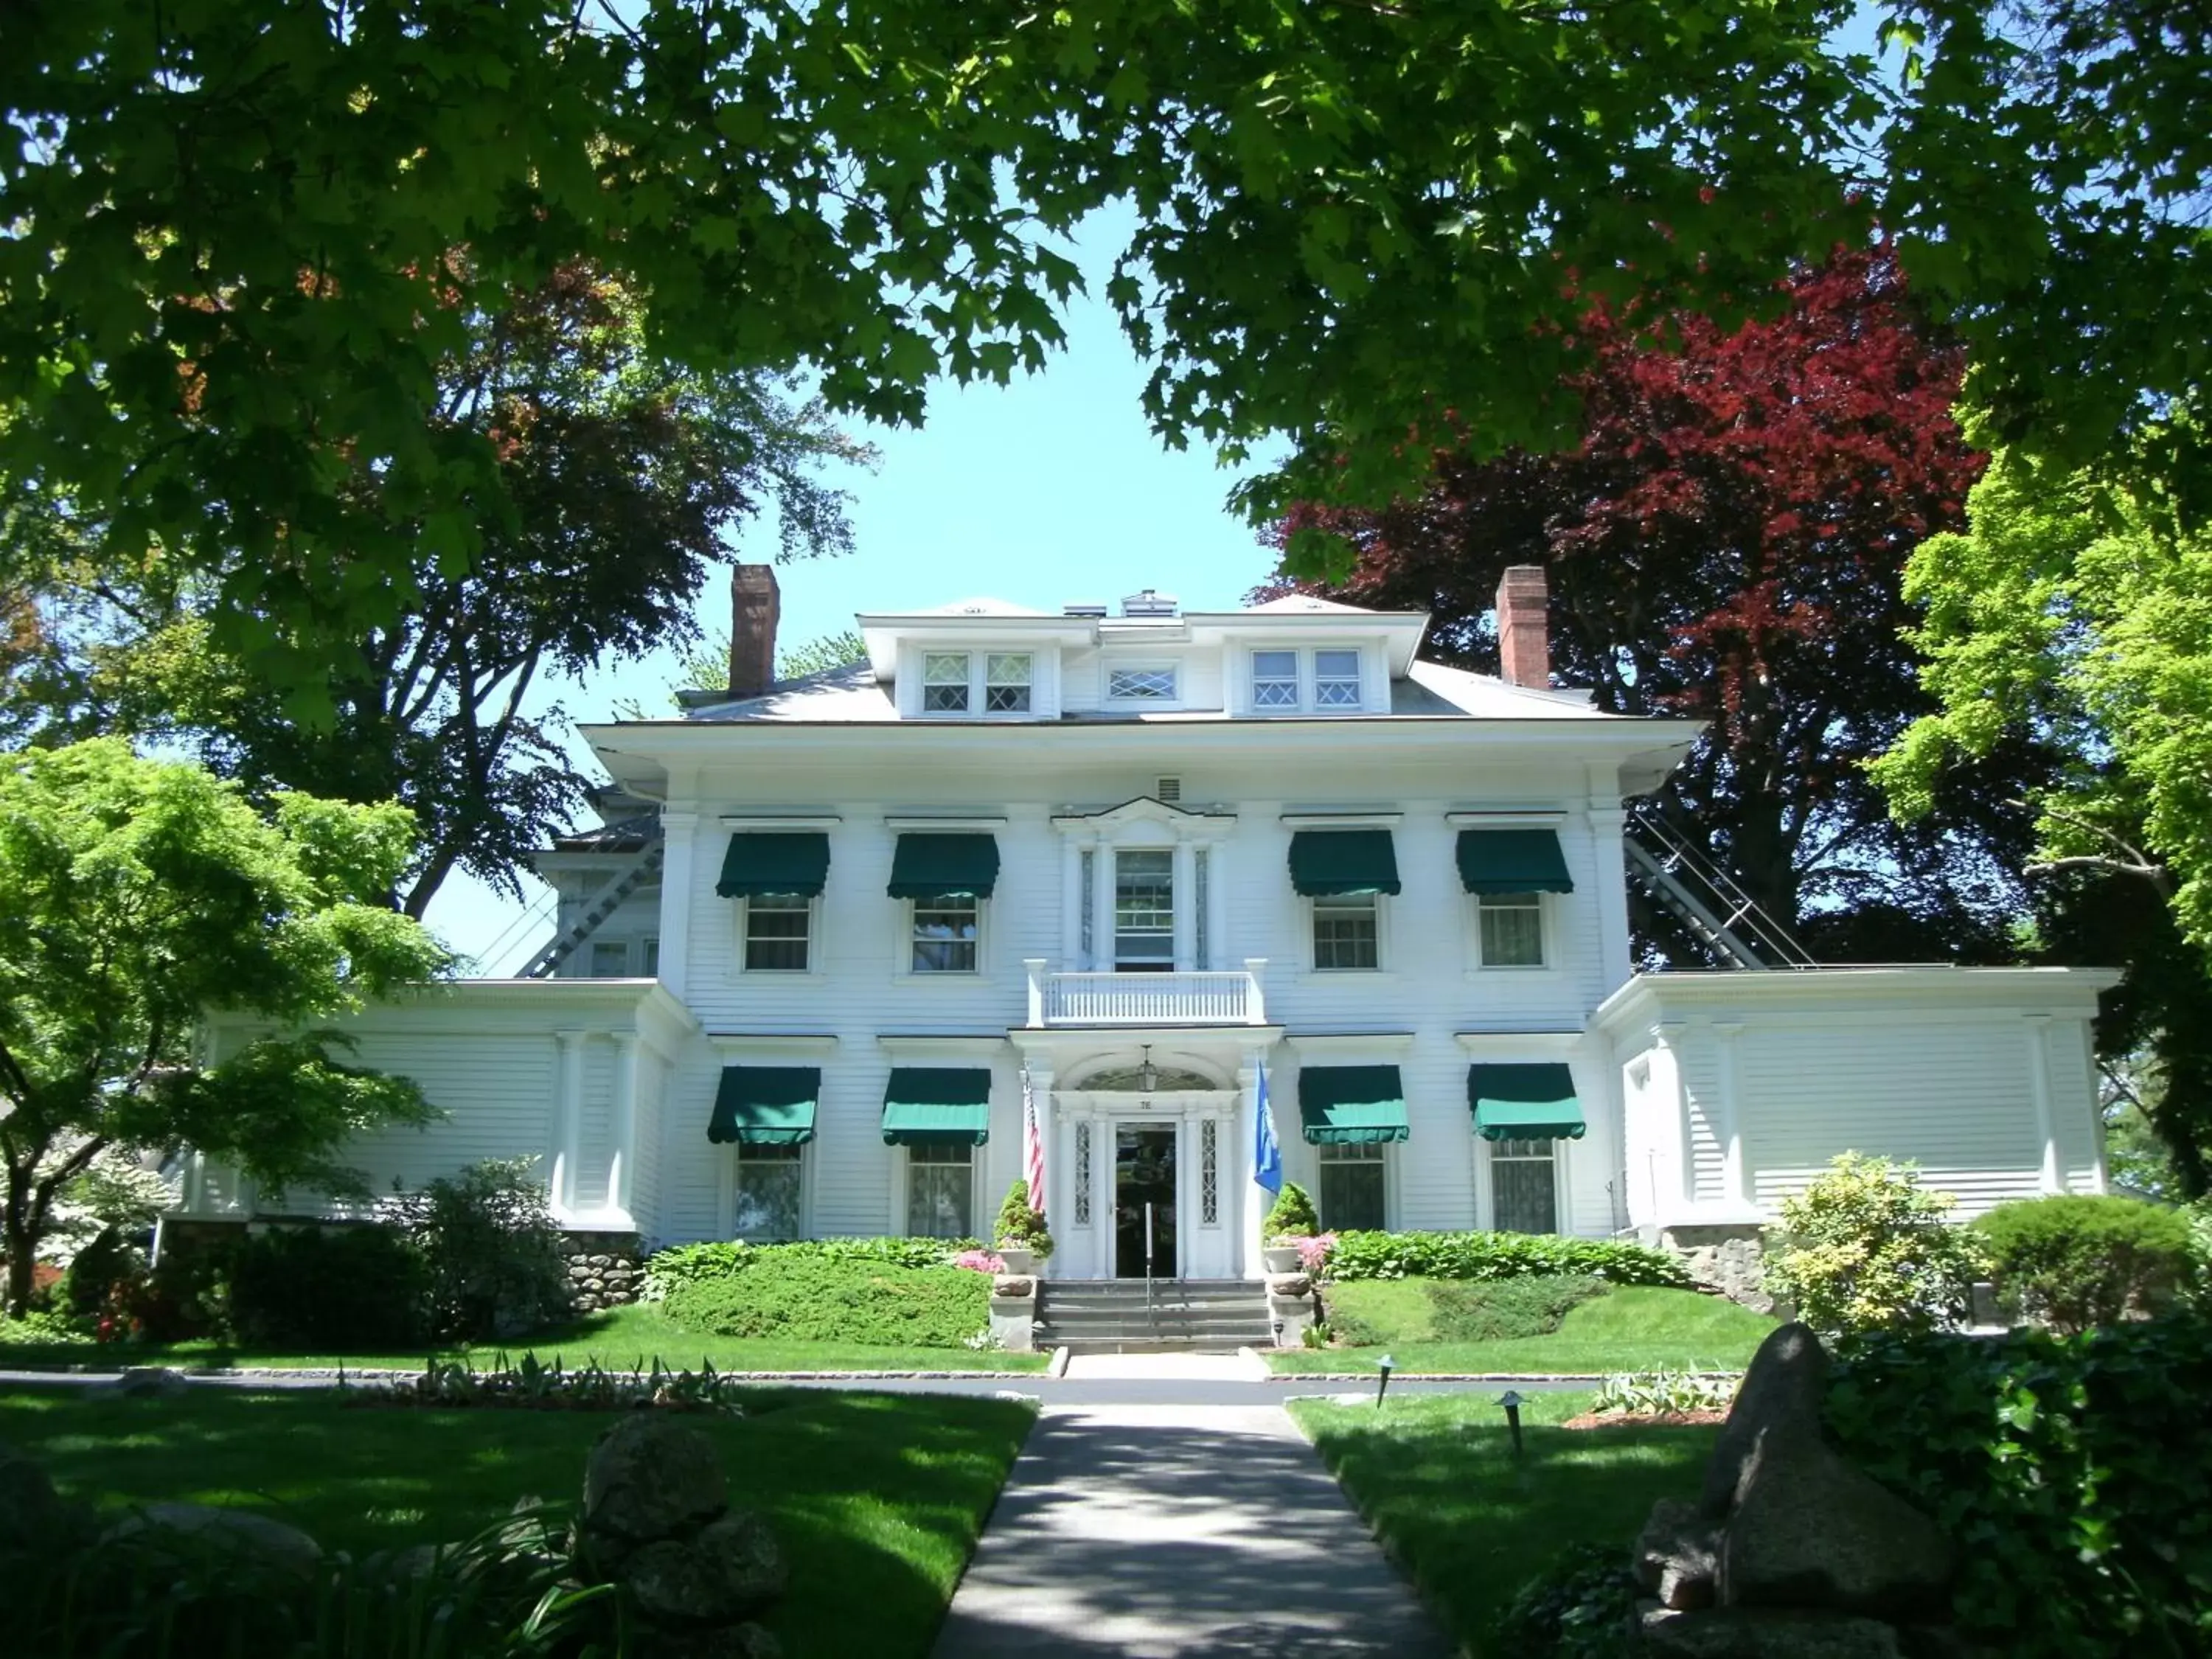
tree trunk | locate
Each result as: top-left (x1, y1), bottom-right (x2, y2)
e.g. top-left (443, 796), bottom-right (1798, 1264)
top-left (3, 1164), bottom-right (36, 1318)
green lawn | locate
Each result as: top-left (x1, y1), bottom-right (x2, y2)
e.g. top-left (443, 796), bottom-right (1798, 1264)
top-left (1270, 1284), bottom-right (1773, 1374)
top-left (0, 1382), bottom-right (1034, 1657)
top-left (1291, 1389), bottom-right (1712, 1652)
top-left (0, 1300), bottom-right (1049, 1374)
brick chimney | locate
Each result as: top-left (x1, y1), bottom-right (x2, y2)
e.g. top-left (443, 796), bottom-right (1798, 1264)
top-left (1497, 564), bottom-right (1550, 689)
top-left (728, 564), bottom-right (780, 699)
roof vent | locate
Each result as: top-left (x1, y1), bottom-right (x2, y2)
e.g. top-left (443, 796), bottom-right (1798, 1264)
top-left (1156, 776), bottom-right (1182, 804)
top-left (1063, 601), bottom-right (1109, 618)
top-left (1121, 589), bottom-right (1180, 619)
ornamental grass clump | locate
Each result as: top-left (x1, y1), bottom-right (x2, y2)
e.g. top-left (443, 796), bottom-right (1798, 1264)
top-left (1762, 1152), bottom-right (1989, 1335)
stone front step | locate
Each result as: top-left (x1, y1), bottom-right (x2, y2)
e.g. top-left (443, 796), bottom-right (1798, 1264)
top-left (1035, 1277), bottom-right (1272, 1352)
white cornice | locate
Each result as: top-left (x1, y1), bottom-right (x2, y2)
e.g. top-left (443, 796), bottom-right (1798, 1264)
top-left (1446, 810), bottom-right (1570, 827)
top-left (1455, 1030), bottom-right (1590, 1057)
top-left (706, 1033), bottom-right (839, 1058)
top-left (1590, 966), bottom-right (2123, 1038)
top-left (877, 1034), bottom-right (1011, 1062)
top-left (883, 815), bottom-right (1009, 832)
top-left (1280, 811), bottom-right (1405, 829)
top-left (720, 814), bottom-right (842, 830)
top-left (1283, 1032), bottom-right (1417, 1055)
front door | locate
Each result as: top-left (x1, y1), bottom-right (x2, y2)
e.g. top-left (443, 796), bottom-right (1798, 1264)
top-left (1113, 1124), bottom-right (1178, 1277)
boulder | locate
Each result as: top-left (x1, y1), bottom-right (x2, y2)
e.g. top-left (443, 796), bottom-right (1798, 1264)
top-left (0, 1440), bottom-right (87, 1551)
top-left (1719, 1433), bottom-right (1955, 1621)
top-left (583, 1416), bottom-right (728, 1548)
top-left (622, 1510), bottom-right (786, 1627)
top-left (1639, 1604), bottom-right (1905, 1659)
top-left (1635, 1497), bottom-right (1719, 1611)
top-left (1700, 1322), bottom-right (1827, 1516)
top-left (88, 1366), bottom-right (190, 1401)
top-left (107, 1502), bottom-right (324, 1582)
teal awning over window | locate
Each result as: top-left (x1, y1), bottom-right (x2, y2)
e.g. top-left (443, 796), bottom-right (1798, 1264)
top-left (1297, 1065), bottom-right (1411, 1144)
top-left (709, 1066), bottom-right (820, 1145)
top-left (886, 832), bottom-right (1001, 900)
top-left (1455, 829), bottom-right (1574, 895)
top-left (1467, 1063), bottom-right (1586, 1141)
top-left (716, 832), bottom-right (831, 898)
top-left (1288, 829), bottom-right (1402, 897)
top-left (881, 1068), bottom-right (993, 1145)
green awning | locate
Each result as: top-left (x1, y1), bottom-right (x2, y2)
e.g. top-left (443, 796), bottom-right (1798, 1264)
top-left (881, 1068), bottom-right (993, 1145)
top-left (886, 832), bottom-right (1001, 900)
top-left (1297, 1065), bottom-right (1411, 1144)
top-left (708, 1066), bottom-right (820, 1145)
top-left (1287, 829), bottom-right (1402, 897)
top-left (715, 832), bottom-right (831, 898)
top-left (1468, 1063), bottom-right (1587, 1141)
top-left (1455, 829), bottom-right (1574, 895)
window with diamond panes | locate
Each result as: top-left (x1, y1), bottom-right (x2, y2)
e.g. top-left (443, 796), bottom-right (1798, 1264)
top-left (1314, 649), bottom-right (1362, 707)
top-left (906, 1142), bottom-right (974, 1237)
top-left (1074, 1122), bottom-right (1093, 1225)
top-left (1252, 650), bottom-right (1299, 709)
top-left (744, 895), bottom-right (810, 970)
top-left (922, 652), bottom-right (970, 712)
top-left (1478, 894), bottom-right (1545, 967)
top-left (1200, 1119), bottom-right (1220, 1224)
top-left (1490, 1138), bottom-right (1557, 1234)
top-left (1193, 849), bottom-right (1209, 970)
top-left (1108, 666), bottom-right (1177, 701)
top-left (1313, 892), bottom-right (1380, 970)
top-left (913, 895), bottom-right (980, 973)
top-left (984, 653), bottom-right (1032, 712)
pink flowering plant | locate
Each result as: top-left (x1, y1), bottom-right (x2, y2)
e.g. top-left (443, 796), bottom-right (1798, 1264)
top-left (1293, 1234), bottom-right (1338, 1276)
top-left (950, 1249), bottom-right (1006, 1275)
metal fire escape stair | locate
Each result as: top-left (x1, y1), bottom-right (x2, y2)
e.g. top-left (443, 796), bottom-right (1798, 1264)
top-left (518, 841), bottom-right (667, 980)
top-left (1622, 804), bottom-right (1818, 970)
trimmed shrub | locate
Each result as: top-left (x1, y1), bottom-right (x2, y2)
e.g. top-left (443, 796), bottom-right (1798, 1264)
top-left (390, 1158), bottom-right (570, 1341)
top-left (1320, 1230), bottom-right (1688, 1287)
top-left (640, 1237), bottom-right (981, 1301)
top-left (658, 1252), bottom-right (990, 1347)
top-left (227, 1225), bottom-right (430, 1349)
top-left (1975, 1194), bottom-right (2194, 1333)
top-left (993, 1181), bottom-right (1054, 1258)
top-left (1762, 1152), bottom-right (1989, 1335)
top-left (1829, 1317), bottom-right (2212, 1657)
top-left (1326, 1274), bottom-right (1610, 1346)
top-left (1263, 1182), bottom-right (1320, 1239)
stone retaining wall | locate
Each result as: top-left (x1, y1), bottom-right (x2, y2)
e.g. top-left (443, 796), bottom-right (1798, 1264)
top-left (1652, 1223), bottom-right (1773, 1315)
top-left (559, 1232), bottom-right (644, 1312)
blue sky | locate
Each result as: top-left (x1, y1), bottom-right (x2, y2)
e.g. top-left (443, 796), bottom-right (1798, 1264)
top-left (430, 204), bottom-right (1287, 972)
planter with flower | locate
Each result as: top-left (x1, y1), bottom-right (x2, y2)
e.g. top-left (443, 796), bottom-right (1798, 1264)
top-left (1261, 1183), bottom-right (1324, 1344)
top-left (986, 1181), bottom-right (1053, 1350)
top-left (1262, 1183), bottom-right (1321, 1274)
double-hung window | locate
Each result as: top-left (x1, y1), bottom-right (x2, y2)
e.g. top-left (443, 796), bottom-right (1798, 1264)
top-left (1114, 849), bottom-right (1175, 970)
top-left (1477, 894), bottom-right (1545, 967)
top-left (1312, 893), bottom-right (1380, 970)
top-left (1314, 649), bottom-right (1363, 707)
top-left (733, 1142), bottom-right (804, 1239)
top-left (1318, 1141), bottom-right (1387, 1231)
top-left (744, 894), bottom-right (811, 970)
top-left (906, 1143), bottom-right (975, 1237)
top-left (1489, 1138), bottom-right (1557, 1234)
top-left (589, 940), bottom-right (628, 977)
top-left (919, 651), bottom-right (1032, 714)
top-left (1251, 650), bottom-right (1300, 709)
top-left (1250, 647), bottom-right (1363, 712)
top-left (912, 895), bottom-right (981, 973)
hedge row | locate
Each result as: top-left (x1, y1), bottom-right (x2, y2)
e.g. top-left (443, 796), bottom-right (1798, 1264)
top-left (1829, 1317), bottom-right (2212, 1657)
top-left (1316, 1230), bottom-right (1688, 1287)
top-left (640, 1236), bottom-right (981, 1301)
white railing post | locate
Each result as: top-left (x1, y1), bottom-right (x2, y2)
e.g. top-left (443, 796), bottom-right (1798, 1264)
top-left (1243, 959), bottom-right (1267, 1025)
top-left (1023, 959), bottom-right (1046, 1028)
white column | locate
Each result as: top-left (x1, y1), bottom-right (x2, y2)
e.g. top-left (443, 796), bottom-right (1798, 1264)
top-left (607, 1031), bottom-right (640, 1225)
top-left (1244, 957), bottom-right (1268, 1025)
top-left (1587, 798), bottom-right (1632, 995)
top-left (658, 809), bottom-right (700, 1001)
top-left (551, 1029), bottom-right (586, 1218)
top-left (1172, 841), bottom-right (1197, 970)
top-left (2026, 1015), bottom-right (2061, 1194)
top-left (1060, 841), bottom-right (1082, 972)
top-left (1023, 959), bottom-right (1046, 1028)
top-left (1092, 841), bottom-right (1116, 970)
top-left (1650, 1021), bottom-right (1693, 1215)
top-left (1714, 1020), bottom-right (1748, 1212)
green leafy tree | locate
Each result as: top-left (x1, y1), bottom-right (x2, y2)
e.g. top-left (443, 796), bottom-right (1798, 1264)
top-left (64, 267), bottom-right (864, 914)
top-left (0, 740), bottom-right (449, 1313)
top-left (1764, 1153), bottom-right (1991, 1335)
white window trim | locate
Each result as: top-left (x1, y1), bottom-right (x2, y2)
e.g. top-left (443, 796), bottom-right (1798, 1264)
top-left (1103, 661), bottom-right (1183, 708)
top-left (894, 1141), bottom-right (984, 1240)
top-left (913, 648), bottom-right (1038, 718)
top-left (734, 894), bottom-right (821, 977)
top-left (1244, 644), bottom-right (1374, 715)
top-left (1478, 1133), bottom-right (1569, 1236)
top-left (1300, 891), bottom-right (1396, 980)
top-left (721, 1136), bottom-right (813, 1241)
top-left (896, 894), bottom-right (992, 980)
top-left (1464, 890), bottom-right (1560, 976)
top-left (587, 938), bottom-right (631, 976)
top-left (1313, 1137), bottom-right (1397, 1232)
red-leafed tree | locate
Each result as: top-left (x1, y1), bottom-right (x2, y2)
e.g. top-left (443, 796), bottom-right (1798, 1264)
top-left (1275, 244), bottom-right (2045, 964)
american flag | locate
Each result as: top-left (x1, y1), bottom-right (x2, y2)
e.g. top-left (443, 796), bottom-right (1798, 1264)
top-left (1021, 1067), bottom-right (1046, 1214)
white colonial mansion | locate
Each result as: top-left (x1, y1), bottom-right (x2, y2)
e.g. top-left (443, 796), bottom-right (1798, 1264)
top-left (192, 566), bottom-right (2115, 1281)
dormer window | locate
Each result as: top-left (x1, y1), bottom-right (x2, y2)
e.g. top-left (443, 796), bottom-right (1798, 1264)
top-left (1315, 650), bottom-right (1362, 708)
top-left (1252, 650), bottom-right (1300, 709)
top-left (1107, 665), bottom-right (1178, 703)
top-left (919, 651), bottom-right (1033, 714)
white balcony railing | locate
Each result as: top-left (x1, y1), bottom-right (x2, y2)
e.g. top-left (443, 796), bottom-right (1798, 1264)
top-left (1023, 959), bottom-right (1267, 1026)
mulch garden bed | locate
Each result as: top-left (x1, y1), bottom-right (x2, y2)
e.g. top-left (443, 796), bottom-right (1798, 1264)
top-left (1561, 1408), bottom-right (1729, 1430)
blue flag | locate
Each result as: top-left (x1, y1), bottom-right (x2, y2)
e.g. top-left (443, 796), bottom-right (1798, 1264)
top-left (1253, 1063), bottom-right (1283, 1195)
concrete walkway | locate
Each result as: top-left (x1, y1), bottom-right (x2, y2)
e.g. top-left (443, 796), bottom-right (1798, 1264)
top-left (931, 1402), bottom-right (1452, 1659)
top-left (1060, 1350), bottom-right (1270, 1382)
